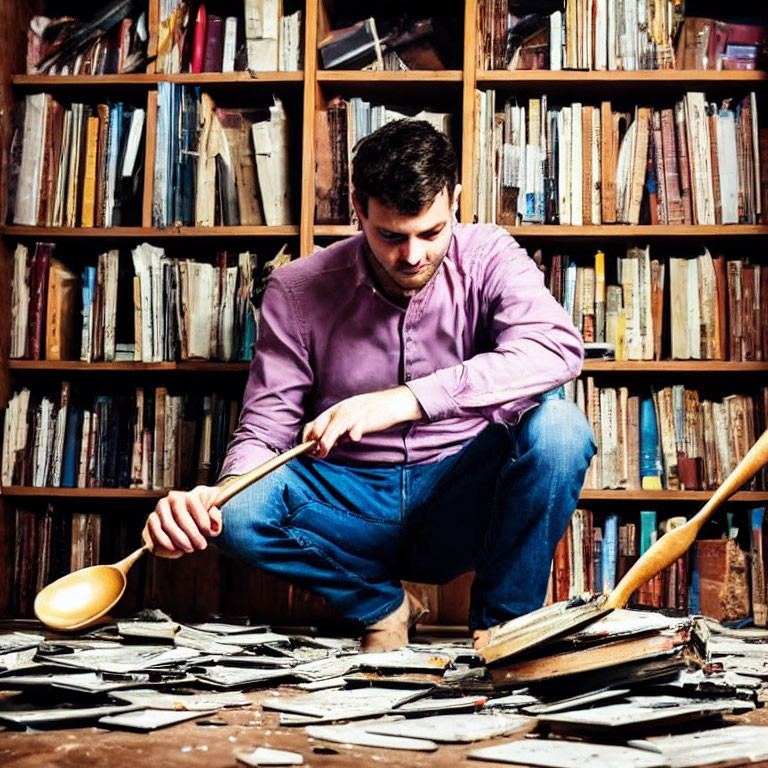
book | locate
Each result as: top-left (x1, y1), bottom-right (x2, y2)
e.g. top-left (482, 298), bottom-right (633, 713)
top-left (749, 508), bottom-right (767, 627)
top-left (45, 258), bottom-right (78, 361)
top-left (696, 539), bottom-right (751, 622)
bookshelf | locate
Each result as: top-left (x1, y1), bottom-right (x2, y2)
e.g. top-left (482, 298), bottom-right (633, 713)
top-left (0, 0), bottom-right (766, 624)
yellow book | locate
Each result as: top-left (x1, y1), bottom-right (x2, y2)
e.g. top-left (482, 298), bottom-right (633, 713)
top-left (594, 249), bottom-right (605, 342)
top-left (45, 258), bottom-right (78, 360)
top-left (80, 115), bottom-right (100, 227)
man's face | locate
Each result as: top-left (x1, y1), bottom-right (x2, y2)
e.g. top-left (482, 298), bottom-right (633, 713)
top-left (353, 185), bottom-right (461, 300)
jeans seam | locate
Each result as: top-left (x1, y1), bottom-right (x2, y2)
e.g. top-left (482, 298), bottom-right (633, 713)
top-left (285, 498), bottom-right (402, 526)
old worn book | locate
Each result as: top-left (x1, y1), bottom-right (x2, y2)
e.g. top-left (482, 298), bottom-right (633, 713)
top-left (80, 116), bottom-right (100, 228)
top-left (45, 258), bottom-right (78, 361)
top-left (600, 101), bottom-right (616, 223)
top-left (668, 257), bottom-right (689, 359)
top-left (195, 93), bottom-right (220, 227)
top-left (216, 108), bottom-right (265, 225)
top-left (26, 242), bottom-right (54, 361)
top-left (627, 107), bottom-right (650, 225)
top-left (480, 594), bottom-right (610, 666)
top-left (726, 259), bottom-right (743, 361)
top-left (674, 101), bottom-right (694, 224)
top-left (749, 508), bottom-right (767, 628)
top-left (252, 97), bottom-right (291, 226)
top-left (696, 539), bottom-right (750, 622)
top-left (38, 98), bottom-right (64, 227)
top-left (685, 92), bottom-right (715, 224)
top-left (14, 92), bottom-right (47, 226)
top-left (65, 103), bottom-right (86, 227)
top-left (581, 106), bottom-right (592, 225)
top-left (489, 624), bottom-right (694, 688)
top-left (245, 0), bottom-right (279, 70)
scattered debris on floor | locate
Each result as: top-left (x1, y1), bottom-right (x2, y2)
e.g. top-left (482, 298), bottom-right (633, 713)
top-left (1, 605), bottom-right (768, 764)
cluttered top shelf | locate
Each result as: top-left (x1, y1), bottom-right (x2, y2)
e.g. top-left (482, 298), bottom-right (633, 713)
top-left (476, 70), bottom-right (768, 84)
top-left (1, 227), bottom-right (301, 239)
top-left (12, 73), bottom-right (305, 88)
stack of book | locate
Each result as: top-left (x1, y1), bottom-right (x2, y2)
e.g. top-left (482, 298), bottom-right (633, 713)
top-left (473, 91), bottom-right (765, 227)
top-left (152, 86), bottom-right (291, 227)
top-left (479, 1), bottom-right (767, 72)
top-left (8, 242), bottom-right (271, 363)
top-left (1, 383), bottom-right (241, 492)
top-left (26, 1), bottom-right (147, 75)
top-left (130, 243), bottom-right (268, 362)
top-left (9, 94), bottom-right (145, 228)
top-left (546, 506), bottom-right (767, 625)
top-left (315, 97), bottom-right (452, 224)
top-left (569, 380), bottom-right (767, 492)
top-left (544, 247), bottom-right (767, 362)
top-left (155, 1), bottom-right (301, 73)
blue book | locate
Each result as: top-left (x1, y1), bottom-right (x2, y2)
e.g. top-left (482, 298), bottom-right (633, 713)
top-left (61, 405), bottom-right (82, 488)
top-left (688, 550), bottom-right (701, 614)
top-left (80, 266), bottom-right (97, 361)
top-left (601, 514), bottom-right (618, 592)
top-left (639, 510), bottom-right (657, 555)
top-left (639, 396), bottom-right (663, 490)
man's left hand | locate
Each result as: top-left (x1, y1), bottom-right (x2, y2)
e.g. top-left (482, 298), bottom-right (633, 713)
top-left (302, 386), bottom-right (424, 458)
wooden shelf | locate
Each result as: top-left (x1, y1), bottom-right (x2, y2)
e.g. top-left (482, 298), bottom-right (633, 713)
top-left (1, 486), bottom-right (166, 499)
top-left (317, 71), bottom-right (462, 83)
top-left (580, 490), bottom-right (768, 502)
top-left (583, 361), bottom-right (768, 373)
top-left (1, 225), bottom-right (300, 238)
top-left (502, 225), bottom-right (768, 238)
top-left (313, 225), bottom-right (358, 237)
top-left (313, 225), bottom-right (768, 239)
top-left (8, 361), bottom-right (251, 372)
top-left (12, 72), bottom-right (303, 87)
top-left (2, 486), bottom-right (765, 503)
top-left (477, 70), bottom-right (768, 86)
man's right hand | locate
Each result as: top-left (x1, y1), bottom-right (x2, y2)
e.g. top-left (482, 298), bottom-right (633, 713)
top-left (143, 485), bottom-right (223, 558)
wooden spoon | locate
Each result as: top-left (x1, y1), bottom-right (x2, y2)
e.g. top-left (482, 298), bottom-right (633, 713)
top-left (480, 429), bottom-right (768, 662)
top-left (33, 440), bottom-right (316, 631)
top-left (605, 428), bottom-right (768, 608)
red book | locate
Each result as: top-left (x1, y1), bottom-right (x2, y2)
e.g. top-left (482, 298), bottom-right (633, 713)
top-left (26, 242), bottom-right (54, 360)
top-left (191, 4), bottom-right (207, 74)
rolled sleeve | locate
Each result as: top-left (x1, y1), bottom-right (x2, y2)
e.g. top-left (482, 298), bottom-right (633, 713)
top-left (219, 275), bottom-right (313, 478)
top-left (406, 235), bottom-right (583, 422)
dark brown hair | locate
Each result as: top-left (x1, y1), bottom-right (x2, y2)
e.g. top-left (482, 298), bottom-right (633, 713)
top-left (351, 119), bottom-right (458, 217)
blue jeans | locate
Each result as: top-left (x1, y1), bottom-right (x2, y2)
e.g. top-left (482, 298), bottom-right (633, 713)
top-left (217, 399), bottom-right (596, 630)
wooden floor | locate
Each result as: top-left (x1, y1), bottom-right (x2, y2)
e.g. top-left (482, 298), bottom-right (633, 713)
top-left (2, 690), bottom-right (768, 768)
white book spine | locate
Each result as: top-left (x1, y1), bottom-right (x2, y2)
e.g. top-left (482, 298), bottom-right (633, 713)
top-left (222, 17), bottom-right (237, 72)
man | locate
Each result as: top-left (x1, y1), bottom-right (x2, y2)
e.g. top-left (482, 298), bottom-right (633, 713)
top-left (144, 119), bottom-right (595, 652)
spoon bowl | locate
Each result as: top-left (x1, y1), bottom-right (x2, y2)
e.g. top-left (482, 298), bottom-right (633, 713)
top-left (34, 546), bottom-right (147, 631)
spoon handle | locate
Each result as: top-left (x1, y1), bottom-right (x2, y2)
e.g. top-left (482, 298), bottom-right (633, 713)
top-left (213, 439), bottom-right (317, 507)
top-left (146, 440), bottom-right (317, 559)
top-left (114, 545), bottom-right (150, 576)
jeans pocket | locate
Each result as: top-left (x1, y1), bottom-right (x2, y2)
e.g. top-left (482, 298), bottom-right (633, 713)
top-left (280, 490), bottom-right (403, 574)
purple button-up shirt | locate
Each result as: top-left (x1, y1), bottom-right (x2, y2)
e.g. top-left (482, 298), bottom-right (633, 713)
top-left (220, 223), bottom-right (583, 475)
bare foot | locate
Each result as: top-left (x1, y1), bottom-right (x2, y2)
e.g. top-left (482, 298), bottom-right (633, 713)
top-left (361, 592), bottom-right (427, 653)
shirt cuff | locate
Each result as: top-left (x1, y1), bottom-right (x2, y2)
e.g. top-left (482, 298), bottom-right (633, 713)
top-left (405, 374), bottom-right (456, 422)
top-left (218, 444), bottom-right (278, 480)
